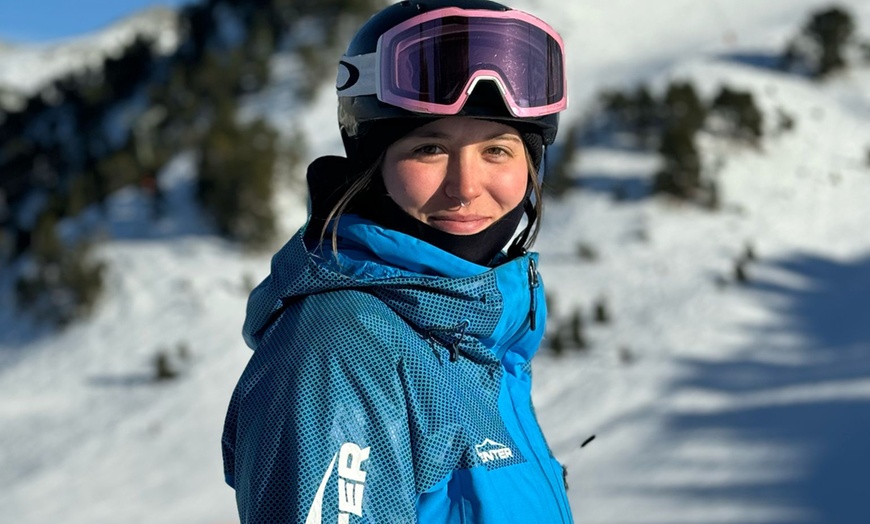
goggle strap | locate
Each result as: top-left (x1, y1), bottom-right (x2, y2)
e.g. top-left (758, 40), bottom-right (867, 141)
top-left (336, 53), bottom-right (378, 97)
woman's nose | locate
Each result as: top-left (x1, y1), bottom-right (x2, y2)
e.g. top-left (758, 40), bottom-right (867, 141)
top-left (444, 152), bottom-right (482, 206)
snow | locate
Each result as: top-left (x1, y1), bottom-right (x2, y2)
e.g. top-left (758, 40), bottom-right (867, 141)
top-left (2, 1), bottom-right (870, 523)
top-left (0, 7), bottom-right (179, 111)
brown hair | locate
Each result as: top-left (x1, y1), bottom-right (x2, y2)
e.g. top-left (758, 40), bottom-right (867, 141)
top-left (317, 152), bottom-right (383, 256)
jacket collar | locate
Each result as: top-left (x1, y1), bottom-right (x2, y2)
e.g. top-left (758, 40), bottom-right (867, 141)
top-left (243, 216), bottom-right (545, 364)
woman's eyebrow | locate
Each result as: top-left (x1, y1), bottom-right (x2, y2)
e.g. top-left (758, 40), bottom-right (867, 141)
top-left (487, 133), bottom-right (523, 142)
top-left (404, 131), bottom-right (523, 142)
top-left (406, 130), bottom-right (451, 139)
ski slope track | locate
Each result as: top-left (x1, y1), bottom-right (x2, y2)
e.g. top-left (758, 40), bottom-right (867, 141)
top-left (2, 1), bottom-right (870, 523)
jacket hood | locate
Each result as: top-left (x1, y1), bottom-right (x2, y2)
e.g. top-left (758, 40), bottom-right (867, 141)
top-left (242, 215), bottom-right (545, 363)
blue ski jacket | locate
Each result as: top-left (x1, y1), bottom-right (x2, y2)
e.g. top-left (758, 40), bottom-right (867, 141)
top-left (222, 214), bottom-right (574, 523)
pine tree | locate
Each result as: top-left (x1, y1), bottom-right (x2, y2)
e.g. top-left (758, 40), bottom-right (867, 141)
top-left (653, 121), bottom-right (702, 199)
top-left (710, 87), bottom-right (764, 146)
top-left (568, 308), bottom-right (588, 350)
top-left (663, 82), bottom-right (706, 135)
top-left (734, 258), bottom-right (749, 284)
top-left (550, 329), bottom-right (565, 355)
top-left (197, 102), bottom-right (278, 248)
top-left (804, 7), bottom-right (855, 77)
top-left (545, 121), bottom-right (580, 197)
top-left (154, 349), bottom-right (179, 381)
top-left (593, 297), bottom-right (611, 324)
top-left (15, 211), bottom-right (105, 325)
top-left (784, 7), bottom-right (856, 78)
top-left (96, 148), bottom-right (142, 195)
top-left (633, 85), bottom-right (660, 148)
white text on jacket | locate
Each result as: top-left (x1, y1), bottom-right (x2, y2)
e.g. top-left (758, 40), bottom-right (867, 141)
top-left (337, 442), bottom-right (370, 522)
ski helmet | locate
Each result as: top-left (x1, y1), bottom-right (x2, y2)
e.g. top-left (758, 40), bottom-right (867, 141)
top-left (336, 0), bottom-right (567, 167)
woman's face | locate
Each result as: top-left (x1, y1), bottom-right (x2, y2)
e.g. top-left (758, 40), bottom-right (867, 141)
top-left (382, 117), bottom-right (529, 236)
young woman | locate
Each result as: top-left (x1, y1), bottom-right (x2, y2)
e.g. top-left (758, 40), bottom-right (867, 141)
top-left (222, 0), bottom-right (573, 521)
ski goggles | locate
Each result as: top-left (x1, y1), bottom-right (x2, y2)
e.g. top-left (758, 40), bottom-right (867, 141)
top-left (337, 7), bottom-right (567, 118)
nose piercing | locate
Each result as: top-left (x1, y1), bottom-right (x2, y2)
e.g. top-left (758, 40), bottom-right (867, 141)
top-left (459, 200), bottom-right (469, 208)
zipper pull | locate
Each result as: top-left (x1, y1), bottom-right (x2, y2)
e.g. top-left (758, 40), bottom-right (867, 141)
top-left (528, 257), bottom-right (539, 330)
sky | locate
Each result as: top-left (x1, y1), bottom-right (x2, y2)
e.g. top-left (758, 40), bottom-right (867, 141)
top-left (0, 0), bottom-right (192, 43)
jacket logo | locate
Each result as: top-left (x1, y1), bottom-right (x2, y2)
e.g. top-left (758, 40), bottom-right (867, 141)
top-left (305, 442), bottom-right (370, 524)
top-left (475, 438), bottom-right (514, 464)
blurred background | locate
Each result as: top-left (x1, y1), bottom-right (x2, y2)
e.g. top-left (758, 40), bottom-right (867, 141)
top-left (1, 0), bottom-right (869, 523)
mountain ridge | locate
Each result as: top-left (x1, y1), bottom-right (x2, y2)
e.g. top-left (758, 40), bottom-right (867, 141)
top-left (0, 6), bottom-right (179, 110)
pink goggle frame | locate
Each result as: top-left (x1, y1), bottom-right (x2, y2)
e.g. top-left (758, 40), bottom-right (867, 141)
top-left (337, 7), bottom-right (568, 118)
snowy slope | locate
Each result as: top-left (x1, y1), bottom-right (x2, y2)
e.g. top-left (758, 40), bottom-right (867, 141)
top-left (0, 7), bottom-right (179, 110)
top-left (2, 1), bottom-right (870, 523)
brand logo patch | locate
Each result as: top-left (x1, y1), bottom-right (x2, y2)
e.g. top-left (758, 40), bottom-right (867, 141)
top-left (336, 60), bottom-right (360, 91)
top-left (305, 442), bottom-right (370, 524)
top-left (475, 438), bottom-right (514, 464)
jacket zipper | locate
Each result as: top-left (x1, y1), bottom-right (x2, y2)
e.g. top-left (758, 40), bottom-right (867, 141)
top-left (528, 257), bottom-right (539, 331)
top-left (522, 257), bottom-right (571, 521)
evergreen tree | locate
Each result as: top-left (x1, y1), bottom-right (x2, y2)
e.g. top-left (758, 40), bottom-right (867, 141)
top-left (804, 7), bottom-right (855, 77)
top-left (545, 121), bottom-right (580, 197)
top-left (632, 85), bottom-right (660, 148)
top-left (593, 297), bottom-right (611, 324)
top-left (568, 308), bottom-right (588, 350)
top-left (784, 6), bottom-right (856, 78)
top-left (549, 329), bottom-right (565, 355)
top-left (154, 349), bottom-right (180, 381)
top-left (15, 211), bottom-right (105, 325)
top-left (653, 121), bottom-right (702, 199)
top-left (237, 13), bottom-right (274, 94)
top-left (663, 82), bottom-right (706, 135)
top-left (710, 87), bottom-right (764, 146)
top-left (4, 0), bottom-right (396, 330)
top-left (197, 103), bottom-right (278, 248)
top-left (64, 173), bottom-right (99, 217)
top-left (599, 84), bottom-right (664, 149)
top-left (96, 148), bottom-right (142, 195)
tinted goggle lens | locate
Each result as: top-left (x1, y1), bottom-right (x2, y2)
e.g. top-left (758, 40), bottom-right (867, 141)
top-left (376, 9), bottom-right (566, 117)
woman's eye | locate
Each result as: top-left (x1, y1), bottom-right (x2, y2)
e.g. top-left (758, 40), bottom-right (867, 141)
top-left (414, 144), bottom-right (443, 156)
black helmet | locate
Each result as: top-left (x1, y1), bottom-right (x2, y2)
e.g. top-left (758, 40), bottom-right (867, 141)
top-left (336, 0), bottom-right (567, 167)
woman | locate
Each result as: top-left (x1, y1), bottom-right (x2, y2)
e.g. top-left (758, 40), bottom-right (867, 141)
top-left (222, 0), bottom-right (572, 522)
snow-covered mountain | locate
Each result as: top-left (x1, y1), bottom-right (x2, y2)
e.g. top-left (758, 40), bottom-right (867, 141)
top-left (2, 1), bottom-right (870, 523)
top-left (0, 7), bottom-right (179, 110)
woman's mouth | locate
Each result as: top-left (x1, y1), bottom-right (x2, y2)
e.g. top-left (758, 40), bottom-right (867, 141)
top-left (428, 214), bottom-right (490, 235)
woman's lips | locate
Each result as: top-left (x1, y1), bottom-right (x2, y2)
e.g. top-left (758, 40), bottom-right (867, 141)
top-left (428, 214), bottom-right (490, 235)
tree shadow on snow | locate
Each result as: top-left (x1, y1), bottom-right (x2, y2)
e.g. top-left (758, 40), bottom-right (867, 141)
top-left (573, 173), bottom-right (653, 202)
top-left (654, 252), bottom-right (870, 523)
top-left (87, 373), bottom-right (159, 387)
top-left (716, 52), bottom-right (815, 80)
top-left (718, 52), bottom-right (785, 73)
